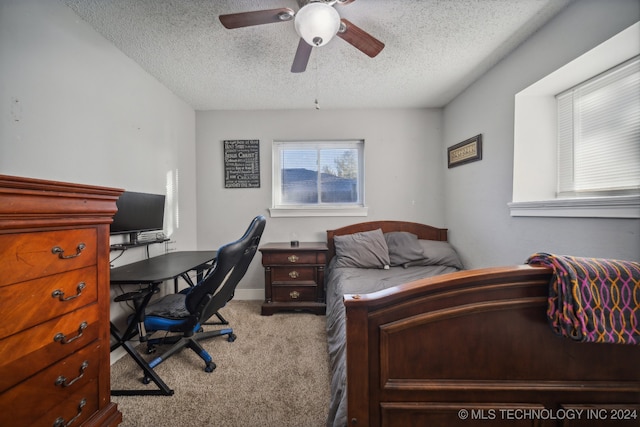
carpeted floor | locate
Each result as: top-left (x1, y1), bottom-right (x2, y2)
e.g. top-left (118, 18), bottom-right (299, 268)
top-left (111, 300), bottom-right (330, 427)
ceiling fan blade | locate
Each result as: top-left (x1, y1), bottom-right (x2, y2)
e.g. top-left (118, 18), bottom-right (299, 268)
top-left (219, 8), bottom-right (294, 29)
top-left (291, 38), bottom-right (313, 73)
top-left (335, 0), bottom-right (357, 5)
top-left (337, 19), bottom-right (385, 58)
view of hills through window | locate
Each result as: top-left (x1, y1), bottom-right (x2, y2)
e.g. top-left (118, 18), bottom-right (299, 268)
top-left (281, 148), bottom-right (359, 204)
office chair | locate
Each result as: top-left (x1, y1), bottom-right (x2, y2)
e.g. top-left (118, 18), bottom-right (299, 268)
top-left (133, 215), bottom-right (265, 376)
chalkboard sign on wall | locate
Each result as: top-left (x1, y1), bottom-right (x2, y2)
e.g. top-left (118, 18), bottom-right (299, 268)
top-left (224, 140), bottom-right (260, 188)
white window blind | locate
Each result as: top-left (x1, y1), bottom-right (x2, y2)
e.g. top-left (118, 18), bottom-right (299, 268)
top-left (556, 56), bottom-right (640, 197)
top-left (272, 140), bottom-right (364, 210)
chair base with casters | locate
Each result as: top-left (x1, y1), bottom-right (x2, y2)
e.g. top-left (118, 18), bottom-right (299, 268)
top-left (116, 288), bottom-right (238, 381)
top-left (143, 321), bottom-right (237, 377)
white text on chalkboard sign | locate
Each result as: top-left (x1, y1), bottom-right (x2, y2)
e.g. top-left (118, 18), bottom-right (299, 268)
top-left (224, 140), bottom-right (260, 188)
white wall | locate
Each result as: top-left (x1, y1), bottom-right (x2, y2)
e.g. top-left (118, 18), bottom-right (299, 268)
top-left (196, 108), bottom-right (444, 294)
top-left (0, 0), bottom-right (199, 357)
top-left (0, 0), bottom-right (197, 252)
top-left (443, 0), bottom-right (640, 268)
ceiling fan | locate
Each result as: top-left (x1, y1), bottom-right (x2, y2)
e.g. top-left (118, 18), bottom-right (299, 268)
top-left (219, 0), bottom-right (385, 73)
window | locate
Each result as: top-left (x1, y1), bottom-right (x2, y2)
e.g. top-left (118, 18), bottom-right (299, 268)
top-left (556, 56), bottom-right (639, 197)
top-left (510, 22), bottom-right (640, 218)
top-left (270, 140), bottom-right (367, 217)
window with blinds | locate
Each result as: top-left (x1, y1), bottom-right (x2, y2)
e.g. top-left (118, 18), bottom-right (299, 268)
top-left (556, 56), bottom-right (640, 197)
top-left (272, 140), bottom-right (365, 210)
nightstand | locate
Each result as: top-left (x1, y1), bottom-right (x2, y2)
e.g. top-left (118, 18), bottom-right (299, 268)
top-left (259, 242), bottom-right (328, 315)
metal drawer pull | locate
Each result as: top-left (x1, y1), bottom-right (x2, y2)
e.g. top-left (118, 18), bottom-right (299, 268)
top-left (287, 255), bottom-right (299, 263)
top-left (52, 282), bottom-right (86, 301)
top-left (288, 270), bottom-right (299, 279)
top-left (55, 360), bottom-right (89, 388)
top-left (54, 321), bottom-right (88, 344)
top-left (53, 398), bottom-right (86, 427)
top-left (290, 291), bottom-right (300, 299)
top-left (52, 243), bottom-right (86, 260)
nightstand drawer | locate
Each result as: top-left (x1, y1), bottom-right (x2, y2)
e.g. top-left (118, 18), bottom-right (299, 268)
top-left (272, 285), bottom-right (317, 302)
top-left (262, 251), bottom-right (323, 265)
top-left (272, 266), bottom-right (316, 282)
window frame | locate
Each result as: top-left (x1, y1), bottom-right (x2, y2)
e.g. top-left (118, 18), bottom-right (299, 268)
top-left (509, 22), bottom-right (640, 219)
top-left (556, 56), bottom-right (639, 198)
top-left (269, 139), bottom-right (368, 218)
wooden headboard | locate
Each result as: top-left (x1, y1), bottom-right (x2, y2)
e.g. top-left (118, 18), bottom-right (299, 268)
top-left (326, 220), bottom-right (448, 261)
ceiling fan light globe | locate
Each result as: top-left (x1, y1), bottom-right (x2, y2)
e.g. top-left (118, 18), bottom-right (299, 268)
top-left (294, 2), bottom-right (340, 47)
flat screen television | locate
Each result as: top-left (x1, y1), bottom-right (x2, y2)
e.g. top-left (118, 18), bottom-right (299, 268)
top-left (110, 191), bottom-right (166, 244)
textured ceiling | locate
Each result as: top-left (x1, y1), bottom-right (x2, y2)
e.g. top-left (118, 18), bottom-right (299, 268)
top-left (62, 0), bottom-right (572, 110)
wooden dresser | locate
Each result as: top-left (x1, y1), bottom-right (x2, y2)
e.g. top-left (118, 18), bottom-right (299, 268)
top-left (0, 175), bottom-right (123, 427)
top-left (259, 242), bottom-right (327, 315)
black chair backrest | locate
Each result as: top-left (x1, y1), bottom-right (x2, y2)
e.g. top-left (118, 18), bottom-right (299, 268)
top-left (185, 215), bottom-right (266, 321)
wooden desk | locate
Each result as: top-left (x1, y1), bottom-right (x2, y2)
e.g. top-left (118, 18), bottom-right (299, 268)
top-left (110, 250), bottom-right (217, 286)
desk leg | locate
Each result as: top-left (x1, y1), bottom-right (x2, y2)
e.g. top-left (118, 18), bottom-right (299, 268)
top-left (176, 261), bottom-right (215, 291)
top-left (110, 321), bottom-right (174, 396)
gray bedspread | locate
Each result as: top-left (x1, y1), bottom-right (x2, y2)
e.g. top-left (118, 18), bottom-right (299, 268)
top-left (325, 260), bottom-right (459, 427)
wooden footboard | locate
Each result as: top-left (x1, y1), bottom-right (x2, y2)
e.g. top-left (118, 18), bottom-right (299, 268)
top-left (344, 265), bottom-right (640, 427)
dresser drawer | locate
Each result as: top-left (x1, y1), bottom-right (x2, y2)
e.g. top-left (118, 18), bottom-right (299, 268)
top-left (0, 228), bottom-right (97, 287)
top-left (0, 342), bottom-right (101, 426)
top-left (0, 266), bottom-right (98, 340)
top-left (272, 285), bottom-right (318, 302)
top-left (33, 381), bottom-right (99, 427)
top-left (0, 303), bottom-right (100, 393)
top-left (262, 251), bottom-right (324, 265)
top-left (271, 266), bottom-right (316, 282)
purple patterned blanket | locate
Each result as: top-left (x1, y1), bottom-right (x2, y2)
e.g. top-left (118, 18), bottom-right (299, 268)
top-left (527, 252), bottom-right (640, 344)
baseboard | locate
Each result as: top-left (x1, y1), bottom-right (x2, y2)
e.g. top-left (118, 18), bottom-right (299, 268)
top-left (234, 288), bottom-right (264, 301)
top-left (110, 289), bottom-right (264, 365)
top-left (110, 347), bottom-right (128, 365)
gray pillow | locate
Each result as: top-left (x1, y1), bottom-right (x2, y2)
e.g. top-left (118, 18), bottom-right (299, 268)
top-left (402, 240), bottom-right (464, 270)
top-left (384, 231), bottom-right (425, 266)
top-left (334, 228), bottom-right (390, 269)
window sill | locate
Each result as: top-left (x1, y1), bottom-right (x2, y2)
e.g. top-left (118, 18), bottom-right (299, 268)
top-left (268, 206), bottom-right (369, 218)
top-left (508, 195), bottom-right (640, 218)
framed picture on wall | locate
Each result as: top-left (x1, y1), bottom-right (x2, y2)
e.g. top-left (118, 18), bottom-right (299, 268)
top-left (447, 134), bottom-right (482, 168)
top-left (224, 140), bottom-right (260, 188)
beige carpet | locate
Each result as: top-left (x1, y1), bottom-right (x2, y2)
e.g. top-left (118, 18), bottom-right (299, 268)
top-left (111, 300), bottom-right (330, 427)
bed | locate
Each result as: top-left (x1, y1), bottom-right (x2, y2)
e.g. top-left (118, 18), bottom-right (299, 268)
top-left (325, 221), bottom-right (640, 427)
